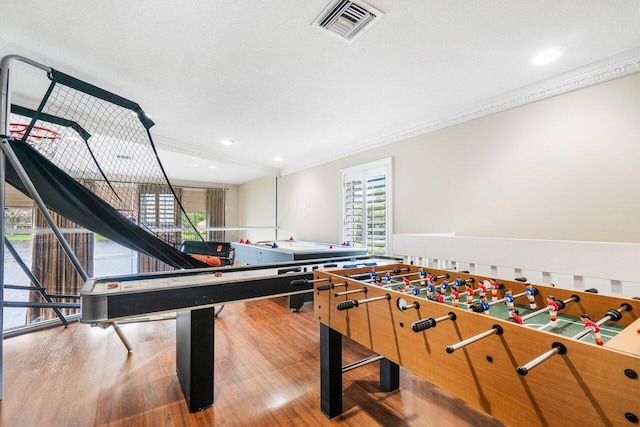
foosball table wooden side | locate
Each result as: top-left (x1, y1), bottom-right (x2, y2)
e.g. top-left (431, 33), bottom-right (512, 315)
top-left (313, 265), bottom-right (640, 427)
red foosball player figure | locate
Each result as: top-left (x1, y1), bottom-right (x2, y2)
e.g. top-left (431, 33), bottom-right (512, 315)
top-left (508, 308), bottom-right (523, 324)
top-left (580, 314), bottom-right (604, 346)
top-left (525, 283), bottom-right (537, 309)
top-left (450, 285), bottom-right (460, 307)
top-left (480, 282), bottom-right (488, 298)
top-left (402, 276), bottom-right (411, 293)
top-left (465, 284), bottom-right (475, 305)
top-left (504, 288), bottom-right (515, 309)
top-left (547, 295), bottom-right (559, 327)
top-left (489, 279), bottom-right (500, 301)
top-left (436, 288), bottom-right (445, 303)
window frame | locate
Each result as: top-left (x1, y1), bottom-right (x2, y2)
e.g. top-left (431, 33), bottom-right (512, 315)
top-left (341, 158), bottom-right (392, 255)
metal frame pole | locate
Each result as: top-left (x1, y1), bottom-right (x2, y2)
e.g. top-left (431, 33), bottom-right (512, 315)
top-left (4, 237), bottom-right (69, 326)
top-left (0, 135), bottom-right (4, 400)
top-left (0, 55), bottom-right (80, 400)
top-left (0, 141), bottom-right (88, 281)
top-left (0, 55), bottom-right (87, 282)
top-left (0, 54), bottom-right (20, 402)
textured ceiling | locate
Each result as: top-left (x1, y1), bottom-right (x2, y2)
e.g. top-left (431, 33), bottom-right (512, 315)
top-left (1, 0), bottom-right (640, 184)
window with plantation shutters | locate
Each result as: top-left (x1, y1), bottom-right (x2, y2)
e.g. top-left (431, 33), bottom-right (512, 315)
top-left (341, 158), bottom-right (392, 255)
top-left (139, 192), bottom-right (175, 228)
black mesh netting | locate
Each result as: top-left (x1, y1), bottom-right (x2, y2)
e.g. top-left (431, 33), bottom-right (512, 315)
top-left (6, 69), bottom-right (207, 270)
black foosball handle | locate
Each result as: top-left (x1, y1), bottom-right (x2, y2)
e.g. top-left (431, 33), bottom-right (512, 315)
top-left (411, 318), bottom-right (436, 332)
top-left (337, 300), bottom-right (358, 310)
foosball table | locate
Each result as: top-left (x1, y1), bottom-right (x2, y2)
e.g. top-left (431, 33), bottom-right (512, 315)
top-left (313, 263), bottom-right (640, 427)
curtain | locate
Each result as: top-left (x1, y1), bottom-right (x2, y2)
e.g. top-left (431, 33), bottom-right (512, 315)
top-left (27, 210), bottom-right (94, 323)
top-left (206, 189), bottom-right (225, 242)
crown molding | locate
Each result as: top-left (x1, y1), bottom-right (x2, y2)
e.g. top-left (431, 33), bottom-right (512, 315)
top-left (280, 47), bottom-right (640, 176)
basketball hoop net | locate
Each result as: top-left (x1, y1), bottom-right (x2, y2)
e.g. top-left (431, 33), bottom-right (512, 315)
top-left (9, 122), bottom-right (61, 145)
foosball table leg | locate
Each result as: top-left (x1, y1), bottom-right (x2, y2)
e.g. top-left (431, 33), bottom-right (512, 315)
top-left (380, 358), bottom-right (399, 392)
top-left (320, 323), bottom-right (343, 418)
top-left (320, 323), bottom-right (401, 418)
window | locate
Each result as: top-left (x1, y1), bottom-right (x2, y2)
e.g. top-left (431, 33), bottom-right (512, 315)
top-left (139, 192), bottom-right (175, 228)
top-left (341, 158), bottom-right (392, 255)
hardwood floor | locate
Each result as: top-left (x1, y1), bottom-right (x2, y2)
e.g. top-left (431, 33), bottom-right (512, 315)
top-left (1, 297), bottom-right (506, 426)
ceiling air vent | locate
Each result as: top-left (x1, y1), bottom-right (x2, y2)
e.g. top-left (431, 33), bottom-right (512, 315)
top-left (313, 0), bottom-right (384, 42)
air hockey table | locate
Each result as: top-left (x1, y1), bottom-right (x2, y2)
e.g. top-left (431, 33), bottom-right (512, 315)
top-left (231, 240), bottom-right (367, 264)
top-left (80, 255), bottom-right (397, 412)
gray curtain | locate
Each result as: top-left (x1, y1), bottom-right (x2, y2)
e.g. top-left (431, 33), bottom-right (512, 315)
top-left (206, 188), bottom-right (225, 241)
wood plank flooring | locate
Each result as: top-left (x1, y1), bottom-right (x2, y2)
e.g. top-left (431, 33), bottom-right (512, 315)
top-left (1, 297), bottom-right (506, 426)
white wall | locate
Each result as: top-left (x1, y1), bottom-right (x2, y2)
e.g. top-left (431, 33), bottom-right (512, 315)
top-left (259, 71), bottom-right (640, 244)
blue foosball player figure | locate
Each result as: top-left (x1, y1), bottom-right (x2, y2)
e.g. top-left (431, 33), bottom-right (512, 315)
top-left (525, 283), bottom-right (537, 309)
top-left (504, 288), bottom-right (515, 309)
top-left (480, 295), bottom-right (490, 315)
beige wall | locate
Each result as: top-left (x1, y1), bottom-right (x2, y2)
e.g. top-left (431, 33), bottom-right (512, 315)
top-left (248, 71), bottom-right (640, 244)
top-left (237, 175), bottom-right (277, 241)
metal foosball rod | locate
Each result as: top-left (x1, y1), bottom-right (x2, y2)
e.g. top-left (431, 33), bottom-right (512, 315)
top-left (519, 294), bottom-right (580, 322)
top-left (516, 304), bottom-right (632, 376)
top-left (396, 297), bottom-right (421, 311)
top-left (342, 354), bottom-right (385, 373)
top-left (345, 267), bottom-right (411, 280)
top-left (572, 303), bottom-right (632, 341)
top-left (516, 342), bottom-right (567, 376)
top-left (377, 277), bottom-right (430, 291)
top-left (431, 273), bottom-right (450, 283)
top-left (347, 272), bottom-right (378, 281)
top-left (445, 324), bottom-right (504, 354)
top-left (411, 312), bottom-right (457, 332)
top-left (337, 294), bottom-right (391, 310)
top-left (334, 287), bottom-right (367, 297)
top-left (489, 289), bottom-right (533, 306)
top-left (469, 287), bottom-right (539, 312)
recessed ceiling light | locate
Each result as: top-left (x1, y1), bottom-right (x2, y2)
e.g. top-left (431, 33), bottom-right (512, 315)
top-left (188, 164), bottom-right (198, 168)
top-left (209, 165), bottom-right (218, 169)
top-left (274, 156), bottom-right (283, 161)
top-left (531, 47), bottom-right (565, 65)
top-left (219, 139), bottom-right (234, 146)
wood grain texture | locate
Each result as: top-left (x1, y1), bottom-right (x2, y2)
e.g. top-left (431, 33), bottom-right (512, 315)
top-left (2, 296), bottom-right (503, 426)
top-left (314, 265), bottom-right (640, 427)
